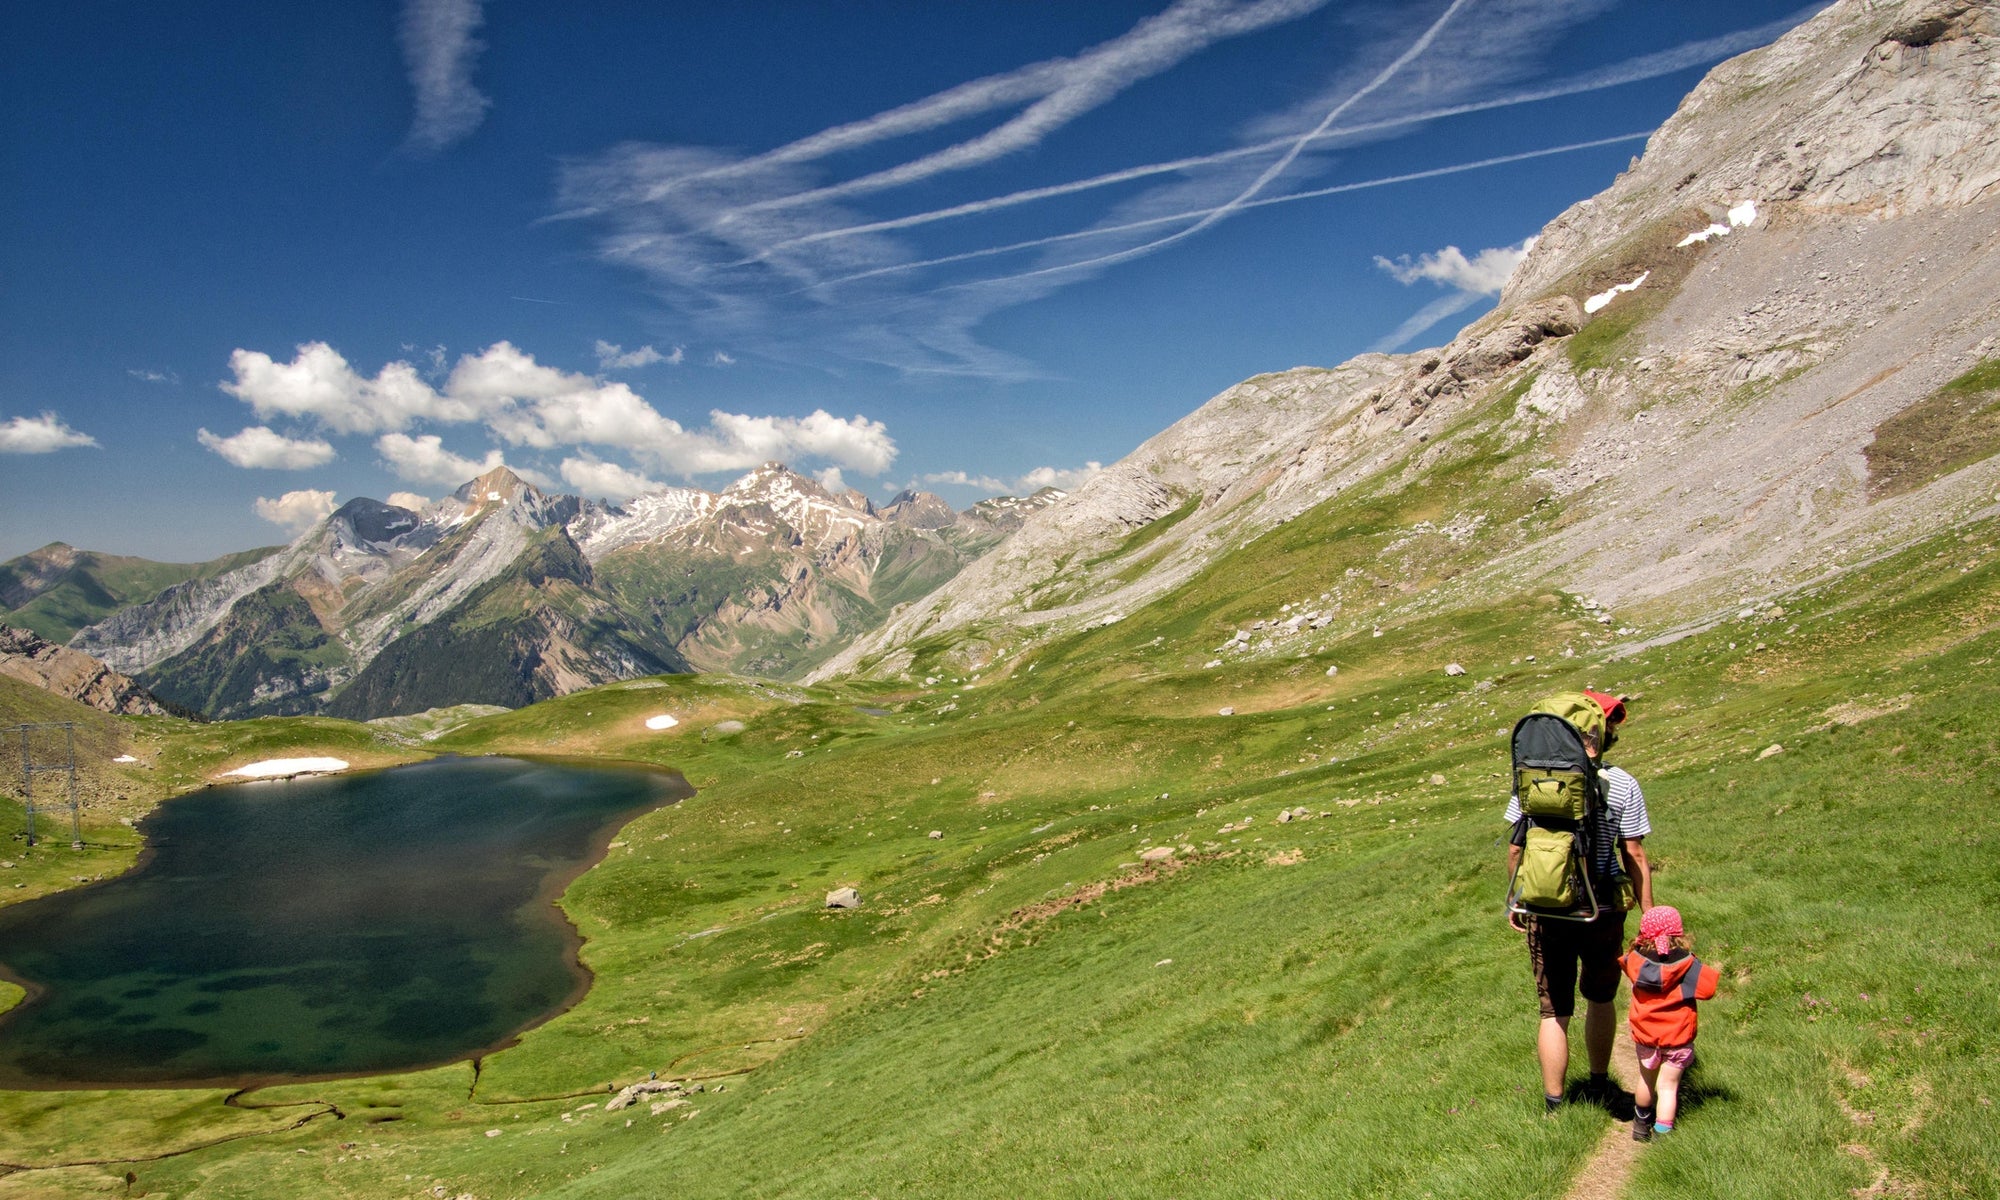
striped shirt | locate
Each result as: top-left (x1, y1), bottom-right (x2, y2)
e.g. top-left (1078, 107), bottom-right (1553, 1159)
top-left (1506, 764), bottom-right (1650, 880)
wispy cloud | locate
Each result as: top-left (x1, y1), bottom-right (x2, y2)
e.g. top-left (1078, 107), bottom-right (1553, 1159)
top-left (127, 368), bottom-right (180, 386)
top-left (593, 340), bottom-right (669, 371)
top-left (0, 412), bottom-right (98, 454)
top-left (549, 0), bottom-right (1809, 379)
top-left (399, 0), bottom-right (491, 154)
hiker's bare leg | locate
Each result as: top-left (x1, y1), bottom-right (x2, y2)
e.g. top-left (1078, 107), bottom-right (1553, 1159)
top-left (1655, 1060), bottom-right (1688, 1126)
top-left (1633, 1058), bottom-right (1658, 1111)
top-left (1538, 1015), bottom-right (1571, 1097)
top-left (1584, 999), bottom-right (1616, 1076)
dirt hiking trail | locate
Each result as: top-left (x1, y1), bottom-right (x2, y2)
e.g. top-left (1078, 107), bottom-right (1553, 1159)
top-left (1562, 1025), bottom-right (1644, 1200)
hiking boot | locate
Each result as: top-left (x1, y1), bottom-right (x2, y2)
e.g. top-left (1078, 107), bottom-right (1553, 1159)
top-left (1632, 1115), bottom-right (1653, 1142)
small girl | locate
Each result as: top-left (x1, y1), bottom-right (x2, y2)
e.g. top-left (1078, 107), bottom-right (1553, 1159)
top-left (1620, 906), bottom-right (1720, 1140)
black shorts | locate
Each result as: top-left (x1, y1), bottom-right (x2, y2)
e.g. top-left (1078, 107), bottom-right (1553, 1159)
top-left (1527, 909), bottom-right (1627, 1019)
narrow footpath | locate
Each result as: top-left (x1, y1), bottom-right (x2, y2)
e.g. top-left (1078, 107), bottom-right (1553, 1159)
top-left (1562, 1026), bottom-right (1644, 1200)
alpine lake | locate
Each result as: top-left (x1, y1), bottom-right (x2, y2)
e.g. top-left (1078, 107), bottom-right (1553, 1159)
top-left (0, 756), bottom-right (689, 1087)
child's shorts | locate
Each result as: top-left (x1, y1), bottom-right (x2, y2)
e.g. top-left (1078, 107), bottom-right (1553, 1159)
top-left (1636, 1042), bottom-right (1695, 1070)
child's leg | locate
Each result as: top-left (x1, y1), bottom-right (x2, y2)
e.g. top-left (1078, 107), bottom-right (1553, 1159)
top-left (1654, 1058), bottom-right (1688, 1127)
top-left (1633, 1052), bottom-right (1658, 1111)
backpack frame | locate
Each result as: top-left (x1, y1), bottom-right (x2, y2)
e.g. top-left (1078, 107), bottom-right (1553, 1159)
top-left (1506, 710), bottom-right (1610, 923)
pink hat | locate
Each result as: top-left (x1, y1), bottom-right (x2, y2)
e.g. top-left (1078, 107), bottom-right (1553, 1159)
top-left (1640, 906), bottom-right (1683, 954)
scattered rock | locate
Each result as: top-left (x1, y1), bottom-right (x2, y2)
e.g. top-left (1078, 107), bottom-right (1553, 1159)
top-left (1430, 774), bottom-right (1447, 786)
top-left (1325, 664), bottom-right (1340, 677)
top-left (826, 887), bottom-right (861, 909)
top-left (1277, 810), bottom-right (1294, 823)
top-left (1139, 846), bottom-right (1175, 862)
top-left (1445, 663), bottom-right (1466, 676)
top-left (1217, 706), bottom-right (1235, 716)
top-left (709, 720), bottom-right (746, 735)
top-left (927, 830), bottom-right (943, 840)
top-left (607, 1081), bottom-right (681, 1111)
top-left (1758, 744), bottom-right (1785, 760)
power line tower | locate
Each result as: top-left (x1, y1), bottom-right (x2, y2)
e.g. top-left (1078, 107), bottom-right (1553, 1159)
top-left (13, 722), bottom-right (83, 850)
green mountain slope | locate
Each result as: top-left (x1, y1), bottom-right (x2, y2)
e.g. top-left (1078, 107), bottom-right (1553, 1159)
top-left (0, 543), bottom-right (278, 643)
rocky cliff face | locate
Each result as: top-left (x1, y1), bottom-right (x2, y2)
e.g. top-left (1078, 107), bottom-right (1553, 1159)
top-left (0, 623), bottom-right (175, 717)
top-left (815, 0), bottom-right (2000, 682)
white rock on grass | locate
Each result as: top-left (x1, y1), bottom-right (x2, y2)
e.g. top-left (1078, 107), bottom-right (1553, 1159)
top-left (1445, 663), bottom-right (1466, 676)
top-left (826, 887), bottom-right (862, 909)
top-left (645, 714), bottom-right (679, 730)
top-left (1139, 846), bottom-right (1175, 862)
top-left (1757, 744), bottom-right (1784, 759)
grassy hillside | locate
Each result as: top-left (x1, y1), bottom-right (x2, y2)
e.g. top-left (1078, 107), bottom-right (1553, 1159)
top-left (0, 545), bottom-right (277, 644)
top-left (0, 474), bottom-right (1992, 1197)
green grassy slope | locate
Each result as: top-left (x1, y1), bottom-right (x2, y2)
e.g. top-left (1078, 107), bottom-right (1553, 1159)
top-left (0, 545), bottom-right (277, 644)
top-left (0, 485), bottom-right (1992, 1197)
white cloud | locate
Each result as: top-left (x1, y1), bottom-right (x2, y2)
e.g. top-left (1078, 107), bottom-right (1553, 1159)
top-left (399, 0), bottom-right (490, 154)
top-left (197, 425), bottom-right (337, 469)
top-left (253, 489), bottom-right (339, 534)
top-left (0, 412), bottom-right (98, 454)
top-left (1016, 462), bottom-right (1103, 492)
top-left (127, 368), bottom-right (179, 385)
top-left (217, 340), bottom-right (899, 483)
top-left (375, 432), bottom-right (506, 485)
top-left (921, 461), bottom-right (1101, 494)
top-left (559, 454), bottom-right (661, 502)
top-left (593, 340), bottom-right (668, 370)
top-left (1374, 237), bottom-right (1534, 295)
top-left (710, 351), bottom-right (736, 367)
top-left (920, 469), bottom-right (1009, 491)
top-left (665, 345), bottom-right (685, 366)
top-left (815, 466), bottom-right (848, 494)
top-left (386, 491), bottom-right (433, 511)
top-left (222, 342), bottom-right (486, 434)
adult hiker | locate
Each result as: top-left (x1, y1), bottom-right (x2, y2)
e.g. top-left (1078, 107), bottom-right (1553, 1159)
top-left (1504, 689), bottom-right (1653, 1113)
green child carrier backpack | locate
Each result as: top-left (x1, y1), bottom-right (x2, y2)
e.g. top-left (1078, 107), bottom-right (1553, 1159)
top-left (1507, 693), bottom-right (1613, 922)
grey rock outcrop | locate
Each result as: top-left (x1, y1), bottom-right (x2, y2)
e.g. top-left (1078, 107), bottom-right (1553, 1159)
top-left (0, 623), bottom-right (173, 716)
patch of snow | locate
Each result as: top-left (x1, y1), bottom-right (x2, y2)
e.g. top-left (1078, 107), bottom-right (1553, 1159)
top-left (1583, 271), bottom-right (1650, 315)
top-left (1676, 223), bottom-right (1731, 247)
top-left (221, 757), bottom-right (350, 779)
top-left (1728, 200), bottom-right (1757, 227)
top-left (112, 754), bottom-right (138, 763)
top-left (645, 714), bottom-right (680, 730)
top-left (486, 491), bottom-right (501, 501)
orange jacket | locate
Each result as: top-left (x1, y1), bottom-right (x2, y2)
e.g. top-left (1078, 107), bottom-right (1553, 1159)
top-left (1620, 949), bottom-right (1719, 1047)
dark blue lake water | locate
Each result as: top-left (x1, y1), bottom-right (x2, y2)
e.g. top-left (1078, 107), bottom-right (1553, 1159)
top-left (0, 756), bottom-right (687, 1087)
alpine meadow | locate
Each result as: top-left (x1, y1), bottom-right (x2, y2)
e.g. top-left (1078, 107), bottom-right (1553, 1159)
top-left (2, 2), bottom-right (1998, 1198)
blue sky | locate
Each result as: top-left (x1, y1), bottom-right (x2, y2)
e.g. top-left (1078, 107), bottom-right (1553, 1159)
top-left (1, 0), bottom-right (1825, 561)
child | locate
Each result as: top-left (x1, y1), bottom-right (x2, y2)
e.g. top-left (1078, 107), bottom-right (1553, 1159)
top-left (1620, 906), bottom-right (1719, 1141)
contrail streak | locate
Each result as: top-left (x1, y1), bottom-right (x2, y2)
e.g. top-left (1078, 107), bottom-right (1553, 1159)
top-left (747, 11), bottom-right (1811, 262)
top-left (790, 132), bottom-right (1646, 294)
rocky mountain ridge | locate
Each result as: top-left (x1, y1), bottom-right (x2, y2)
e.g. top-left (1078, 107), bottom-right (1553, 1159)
top-left (0, 624), bottom-right (176, 718)
top-left (814, 0), bottom-right (2000, 682)
top-left (48, 464), bottom-right (1059, 719)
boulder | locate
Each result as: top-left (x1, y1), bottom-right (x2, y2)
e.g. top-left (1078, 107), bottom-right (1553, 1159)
top-left (1139, 846), bottom-right (1175, 862)
top-left (1445, 663), bottom-right (1466, 677)
top-left (826, 886), bottom-right (862, 908)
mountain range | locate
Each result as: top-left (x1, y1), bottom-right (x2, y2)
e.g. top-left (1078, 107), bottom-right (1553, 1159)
top-left (3, 467), bottom-right (1058, 720)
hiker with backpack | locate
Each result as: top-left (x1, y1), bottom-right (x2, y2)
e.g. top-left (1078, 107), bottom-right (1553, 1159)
top-left (1620, 905), bottom-right (1720, 1140)
top-left (1502, 690), bottom-right (1653, 1114)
